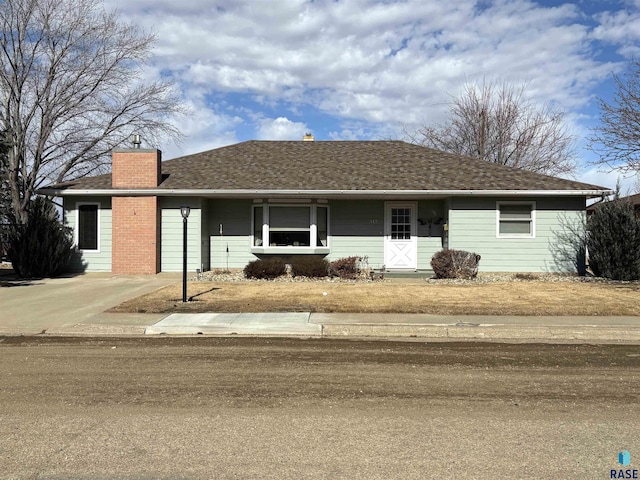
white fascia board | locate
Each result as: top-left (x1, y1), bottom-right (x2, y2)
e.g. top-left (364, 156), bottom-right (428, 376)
top-left (38, 188), bottom-right (613, 198)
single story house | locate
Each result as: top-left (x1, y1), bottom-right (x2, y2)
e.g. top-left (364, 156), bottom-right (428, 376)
top-left (39, 138), bottom-right (611, 275)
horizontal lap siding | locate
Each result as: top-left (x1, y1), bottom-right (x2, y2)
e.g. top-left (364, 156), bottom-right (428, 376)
top-left (417, 200), bottom-right (446, 269)
top-left (201, 201), bottom-right (210, 271)
top-left (417, 238), bottom-right (443, 269)
top-left (160, 198), bottom-right (202, 272)
top-left (448, 196), bottom-right (586, 273)
top-left (328, 200), bottom-right (384, 268)
top-left (202, 199), bottom-right (447, 271)
top-left (208, 200), bottom-right (255, 269)
top-left (64, 197), bottom-right (112, 272)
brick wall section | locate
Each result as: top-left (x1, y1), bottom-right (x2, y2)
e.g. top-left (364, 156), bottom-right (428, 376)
top-left (111, 149), bottom-right (162, 274)
top-left (112, 149), bottom-right (162, 188)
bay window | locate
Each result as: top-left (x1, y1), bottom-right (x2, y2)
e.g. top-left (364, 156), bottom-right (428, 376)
top-left (252, 203), bottom-right (329, 251)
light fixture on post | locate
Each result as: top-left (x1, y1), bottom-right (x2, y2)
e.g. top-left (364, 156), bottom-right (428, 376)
top-left (180, 206), bottom-right (191, 302)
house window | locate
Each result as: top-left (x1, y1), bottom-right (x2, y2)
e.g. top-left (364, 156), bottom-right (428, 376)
top-left (497, 202), bottom-right (535, 238)
top-left (391, 207), bottom-right (411, 240)
top-left (77, 203), bottom-right (99, 251)
top-left (317, 206), bottom-right (328, 246)
top-left (253, 206), bottom-right (263, 246)
top-left (252, 204), bottom-right (329, 249)
top-left (269, 206), bottom-right (311, 246)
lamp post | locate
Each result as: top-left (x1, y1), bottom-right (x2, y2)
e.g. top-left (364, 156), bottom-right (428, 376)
top-left (180, 206), bottom-right (191, 302)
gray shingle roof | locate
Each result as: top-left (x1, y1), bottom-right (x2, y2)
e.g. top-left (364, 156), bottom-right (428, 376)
top-left (45, 140), bottom-right (608, 193)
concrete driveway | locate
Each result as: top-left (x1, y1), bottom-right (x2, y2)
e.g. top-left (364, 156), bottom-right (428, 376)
top-left (2, 270), bottom-right (640, 342)
top-left (0, 272), bottom-right (178, 334)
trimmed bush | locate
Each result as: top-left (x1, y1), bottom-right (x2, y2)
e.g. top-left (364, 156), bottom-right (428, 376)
top-left (290, 256), bottom-right (329, 278)
top-left (329, 256), bottom-right (360, 279)
top-left (431, 249), bottom-right (481, 279)
top-left (587, 199), bottom-right (640, 281)
top-left (8, 197), bottom-right (76, 278)
top-left (243, 257), bottom-right (287, 280)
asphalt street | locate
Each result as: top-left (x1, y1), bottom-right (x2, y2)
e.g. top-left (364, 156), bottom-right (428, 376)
top-left (1, 337), bottom-right (638, 479)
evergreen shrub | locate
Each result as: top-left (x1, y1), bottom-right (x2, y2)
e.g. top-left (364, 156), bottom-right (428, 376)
top-left (8, 197), bottom-right (75, 278)
top-left (587, 199), bottom-right (640, 281)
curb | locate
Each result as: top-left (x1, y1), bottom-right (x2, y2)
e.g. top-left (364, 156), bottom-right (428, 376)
top-left (321, 324), bottom-right (640, 342)
top-left (3, 324), bottom-right (640, 344)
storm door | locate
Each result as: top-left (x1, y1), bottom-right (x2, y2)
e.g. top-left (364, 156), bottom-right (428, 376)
top-left (384, 203), bottom-right (417, 269)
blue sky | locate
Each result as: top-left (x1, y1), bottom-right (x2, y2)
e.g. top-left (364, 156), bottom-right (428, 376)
top-left (106, 0), bottom-right (640, 191)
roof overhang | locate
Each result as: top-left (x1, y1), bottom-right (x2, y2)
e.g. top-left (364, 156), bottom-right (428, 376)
top-left (38, 188), bottom-right (612, 199)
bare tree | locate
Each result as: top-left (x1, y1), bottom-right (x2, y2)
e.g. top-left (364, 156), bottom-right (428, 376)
top-left (0, 0), bottom-right (184, 223)
top-left (0, 130), bottom-right (11, 223)
top-left (589, 59), bottom-right (640, 176)
top-left (406, 82), bottom-right (577, 176)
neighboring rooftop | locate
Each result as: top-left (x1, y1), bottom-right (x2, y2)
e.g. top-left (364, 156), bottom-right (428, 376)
top-left (587, 193), bottom-right (640, 214)
top-left (43, 140), bottom-right (608, 193)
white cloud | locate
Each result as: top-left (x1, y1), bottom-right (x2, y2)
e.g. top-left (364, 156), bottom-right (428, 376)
top-left (578, 166), bottom-right (637, 194)
top-left (104, 0), bottom-right (640, 165)
top-left (161, 95), bottom-right (243, 159)
top-left (256, 117), bottom-right (309, 140)
top-left (592, 5), bottom-right (640, 57)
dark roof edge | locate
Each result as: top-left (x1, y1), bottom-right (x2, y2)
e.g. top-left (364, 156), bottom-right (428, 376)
top-left (38, 188), bottom-right (613, 198)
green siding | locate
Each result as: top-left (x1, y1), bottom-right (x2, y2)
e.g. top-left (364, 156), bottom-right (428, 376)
top-left (417, 237), bottom-right (443, 269)
top-left (201, 199), bottom-right (447, 271)
top-left (448, 196), bottom-right (586, 272)
top-left (160, 198), bottom-right (202, 272)
top-left (417, 200), bottom-right (446, 269)
top-left (328, 200), bottom-right (385, 268)
top-left (201, 200), bottom-right (211, 271)
top-left (65, 195), bottom-right (582, 274)
top-left (208, 200), bottom-right (255, 269)
top-left (64, 197), bottom-right (112, 272)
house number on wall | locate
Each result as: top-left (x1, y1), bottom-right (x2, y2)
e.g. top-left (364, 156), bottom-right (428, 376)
top-left (370, 219), bottom-right (378, 224)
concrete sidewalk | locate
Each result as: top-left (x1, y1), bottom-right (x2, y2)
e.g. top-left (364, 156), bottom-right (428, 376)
top-left (1, 272), bottom-right (640, 342)
top-left (7, 311), bottom-right (640, 343)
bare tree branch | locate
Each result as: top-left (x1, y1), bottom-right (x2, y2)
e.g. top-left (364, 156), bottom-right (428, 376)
top-left (404, 81), bottom-right (577, 177)
top-left (0, 0), bottom-right (186, 223)
top-left (589, 59), bottom-right (640, 176)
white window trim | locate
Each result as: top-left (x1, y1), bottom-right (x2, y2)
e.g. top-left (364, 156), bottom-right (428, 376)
top-left (496, 201), bottom-right (536, 239)
top-left (250, 203), bottom-right (330, 253)
top-left (75, 202), bottom-right (101, 252)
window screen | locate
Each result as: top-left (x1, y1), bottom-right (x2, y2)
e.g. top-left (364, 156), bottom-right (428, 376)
top-left (78, 204), bottom-right (98, 250)
top-left (498, 204), bottom-right (533, 236)
top-left (269, 206), bottom-right (310, 230)
top-left (268, 206), bottom-right (311, 246)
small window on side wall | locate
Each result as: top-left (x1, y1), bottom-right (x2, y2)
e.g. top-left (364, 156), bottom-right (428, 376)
top-left (77, 203), bottom-right (99, 250)
top-left (497, 202), bottom-right (535, 238)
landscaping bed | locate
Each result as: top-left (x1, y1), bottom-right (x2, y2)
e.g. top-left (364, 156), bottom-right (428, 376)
top-left (108, 274), bottom-right (640, 316)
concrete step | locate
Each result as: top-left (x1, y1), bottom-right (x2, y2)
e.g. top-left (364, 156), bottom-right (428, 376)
top-left (383, 270), bottom-right (434, 279)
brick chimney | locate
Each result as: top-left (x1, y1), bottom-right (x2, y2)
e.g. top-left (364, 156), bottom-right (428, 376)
top-left (111, 145), bottom-right (162, 274)
top-left (303, 133), bottom-right (314, 141)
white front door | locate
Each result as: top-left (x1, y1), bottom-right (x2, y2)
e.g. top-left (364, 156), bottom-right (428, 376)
top-left (384, 202), bottom-right (417, 270)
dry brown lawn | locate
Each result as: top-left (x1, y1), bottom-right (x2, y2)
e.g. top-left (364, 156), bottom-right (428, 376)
top-left (108, 280), bottom-right (640, 316)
